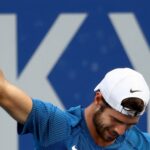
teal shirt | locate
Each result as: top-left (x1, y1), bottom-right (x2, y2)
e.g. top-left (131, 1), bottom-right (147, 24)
top-left (18, 99), bottom-right (150, 149)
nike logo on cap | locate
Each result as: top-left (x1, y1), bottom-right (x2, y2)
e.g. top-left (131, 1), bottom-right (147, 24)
top-left (130, 89), bottom-right (141, 93)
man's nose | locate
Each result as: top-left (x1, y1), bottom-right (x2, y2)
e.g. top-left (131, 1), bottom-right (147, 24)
top-left (113, 124), bottom-right (127, 136)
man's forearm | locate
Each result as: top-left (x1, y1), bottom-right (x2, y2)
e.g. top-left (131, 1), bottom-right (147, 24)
top-left (0, 71), bottom-right (32, 124)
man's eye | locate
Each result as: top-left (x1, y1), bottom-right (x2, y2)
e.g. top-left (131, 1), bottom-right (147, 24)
top-left (111, 117), bottom-right (121, 123)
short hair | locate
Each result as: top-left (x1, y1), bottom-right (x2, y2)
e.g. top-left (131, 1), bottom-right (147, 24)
top-left (121, 97), bottom-right (144, 116)
top-left (101, 95), bottom-right (144, 116)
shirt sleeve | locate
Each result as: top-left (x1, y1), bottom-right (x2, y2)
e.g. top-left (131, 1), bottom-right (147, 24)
top-left (18, 99), bottom-right (71, 146)
top-left (143, 132), bottom-right (150, 142)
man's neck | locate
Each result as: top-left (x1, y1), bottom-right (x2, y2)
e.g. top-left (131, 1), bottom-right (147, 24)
top-left (84, 107), bottom-right (115, 147)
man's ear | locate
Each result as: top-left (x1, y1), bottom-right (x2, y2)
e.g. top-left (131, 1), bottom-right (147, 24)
top-left (94, 91), bottom-right (103, 105)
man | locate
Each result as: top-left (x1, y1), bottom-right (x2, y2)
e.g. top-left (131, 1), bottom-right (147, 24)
top-left (0, 68), bottom-right (150, 149)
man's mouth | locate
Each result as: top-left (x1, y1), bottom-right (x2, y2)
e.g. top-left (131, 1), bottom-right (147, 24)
top-left (107, 130), bottom-right (118, 141)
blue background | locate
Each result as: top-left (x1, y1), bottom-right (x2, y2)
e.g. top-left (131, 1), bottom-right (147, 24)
top-left (0, 0), bottom-right (149, 149)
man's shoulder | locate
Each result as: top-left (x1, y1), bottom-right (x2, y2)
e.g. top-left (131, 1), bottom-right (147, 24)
top-left (125, 126), bottom-right (150, 148)
top-left (32, 99), bottom-right (83, 126)
top-left (66, 106), bottom-right (83, 127)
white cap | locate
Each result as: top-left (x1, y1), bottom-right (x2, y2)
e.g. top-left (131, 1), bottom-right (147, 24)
top-left (94, 68), bottom-right (150, 116)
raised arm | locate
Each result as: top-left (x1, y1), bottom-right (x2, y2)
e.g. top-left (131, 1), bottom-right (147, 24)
top-left (0, 70), bottom-right (32, 124)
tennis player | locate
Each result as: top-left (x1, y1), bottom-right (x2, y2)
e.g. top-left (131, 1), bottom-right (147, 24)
top-left (0, 68), bottom-right (150, 149)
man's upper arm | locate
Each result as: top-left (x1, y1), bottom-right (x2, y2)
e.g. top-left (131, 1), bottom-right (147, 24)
top-left (19, 99), bottom-right (71, 146)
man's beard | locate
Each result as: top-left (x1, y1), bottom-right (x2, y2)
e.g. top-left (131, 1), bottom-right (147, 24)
top-left (93, 108), bottom-right (119, 142)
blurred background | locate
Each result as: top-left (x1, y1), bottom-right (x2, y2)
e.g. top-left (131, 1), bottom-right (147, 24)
top-left (0, 0), bottom-right (150, 149)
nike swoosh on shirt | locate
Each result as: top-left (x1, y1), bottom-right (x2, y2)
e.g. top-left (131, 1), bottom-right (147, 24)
top-left (72, 145), bottom-right (77, 150)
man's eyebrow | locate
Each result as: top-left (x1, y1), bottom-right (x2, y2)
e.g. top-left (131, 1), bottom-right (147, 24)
top-left (110, 115), bottom-right (137, 125)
